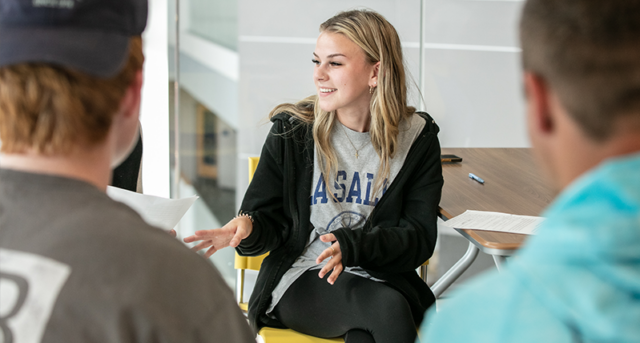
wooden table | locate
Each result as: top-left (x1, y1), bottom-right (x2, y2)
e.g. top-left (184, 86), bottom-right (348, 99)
top-left (431, 148), bottom-right (556, 297)
top-left (440, 148), bottom-right (556, 248)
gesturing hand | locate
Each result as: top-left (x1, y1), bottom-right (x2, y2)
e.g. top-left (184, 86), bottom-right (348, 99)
top-left (316, 233), bottom-right (343, 285)
top-left (183, 216), bottom-right (253, 258)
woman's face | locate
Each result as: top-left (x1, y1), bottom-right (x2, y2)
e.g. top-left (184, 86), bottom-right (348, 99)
top-left (313, 31), bottom-right (378, 116)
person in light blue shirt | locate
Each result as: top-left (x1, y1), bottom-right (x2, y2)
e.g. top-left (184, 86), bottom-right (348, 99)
top-left (419, 0), bottom-right (640, 342)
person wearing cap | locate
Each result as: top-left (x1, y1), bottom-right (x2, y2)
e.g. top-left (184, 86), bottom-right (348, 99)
top-left (419, 0), bottom-right (640, 342)
top-left (0, 0), bottom-right (254, 342)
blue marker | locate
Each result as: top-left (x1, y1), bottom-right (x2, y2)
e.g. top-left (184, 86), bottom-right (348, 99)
top-left (469, 173), bottom-right (485, 184)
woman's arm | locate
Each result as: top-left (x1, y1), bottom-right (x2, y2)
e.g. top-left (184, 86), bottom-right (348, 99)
top-left (235, 120), bottom-right (291, 256)
top-left (331, 131), bottom-right (443, 274)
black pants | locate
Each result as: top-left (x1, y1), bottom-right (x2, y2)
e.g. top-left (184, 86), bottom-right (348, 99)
top-left (272, 270), bottom-right (417, 343)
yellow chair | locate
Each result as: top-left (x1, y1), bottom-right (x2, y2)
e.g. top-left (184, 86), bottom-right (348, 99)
top-left (235, 157), bottom-right (269, 312)
top-left (236, 157), bottom-right (428, 342)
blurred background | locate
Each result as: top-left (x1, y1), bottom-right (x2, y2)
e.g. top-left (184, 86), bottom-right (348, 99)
top-left (139, 0), bottom-right (527, 300)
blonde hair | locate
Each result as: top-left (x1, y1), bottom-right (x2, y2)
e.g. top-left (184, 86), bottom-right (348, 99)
top-left (0, 37), bottom-right (144, 155)
top-left (269, 9), bottom-right (414, 200)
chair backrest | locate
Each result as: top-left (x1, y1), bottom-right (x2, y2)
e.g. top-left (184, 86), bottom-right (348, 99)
top-left (248, 156), bottom-right (259, 181)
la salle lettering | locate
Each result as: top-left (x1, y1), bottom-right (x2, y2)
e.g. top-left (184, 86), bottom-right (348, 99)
top-left (311, 171), bottom-right (387, 206)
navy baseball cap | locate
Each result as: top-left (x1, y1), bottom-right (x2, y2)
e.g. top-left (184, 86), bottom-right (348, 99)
top-left (0, 0), bottom-right (147, 78)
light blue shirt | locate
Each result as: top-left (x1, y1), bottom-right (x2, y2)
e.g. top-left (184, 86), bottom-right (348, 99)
top-left (420, 152), bottom-right (640, 343)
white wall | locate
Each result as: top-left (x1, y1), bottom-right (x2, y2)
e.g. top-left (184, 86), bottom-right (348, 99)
top-left (422, 0), bottom-right (527, 148)
top-left (141, 0), bottom-right (171, 198)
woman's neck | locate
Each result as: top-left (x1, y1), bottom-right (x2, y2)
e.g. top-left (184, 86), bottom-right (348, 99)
top-left (336, 108), bottom-right (371, 132)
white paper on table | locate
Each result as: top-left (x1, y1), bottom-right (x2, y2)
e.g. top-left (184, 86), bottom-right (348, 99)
top-left (106, 186), bottom-right (198, 231)
top-left (442, 210), bottom-right (545, 235)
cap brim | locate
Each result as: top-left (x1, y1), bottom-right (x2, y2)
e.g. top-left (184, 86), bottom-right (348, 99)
top-left (0, 26), bottom-right (130, 78)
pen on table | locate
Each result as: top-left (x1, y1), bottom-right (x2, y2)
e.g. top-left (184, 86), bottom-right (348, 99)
top-left (468, 173), bottom-right (485, 184)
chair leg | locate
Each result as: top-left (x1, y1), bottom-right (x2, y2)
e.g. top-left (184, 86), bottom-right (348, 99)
top-left (237, 269), bottom-right (245, 304)
top-left (419, 264), bottom-right (428, 283)
top-left (430, 242), bottom-right (479, 298)
top-left (492, 255), bottom-right (507, 272)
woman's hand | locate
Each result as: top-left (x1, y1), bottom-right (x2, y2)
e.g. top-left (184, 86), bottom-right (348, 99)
top-left (316, 233), bottom-right (343, 285)
top-left (183, 216), bottom-right (253, 258)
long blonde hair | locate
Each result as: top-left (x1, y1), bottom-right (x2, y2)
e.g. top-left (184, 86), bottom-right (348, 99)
top-left (269, 9), bottom-right (414, 201)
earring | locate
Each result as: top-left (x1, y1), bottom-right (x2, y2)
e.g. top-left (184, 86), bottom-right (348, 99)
top-left (369, 86), bottom-right (374, 94)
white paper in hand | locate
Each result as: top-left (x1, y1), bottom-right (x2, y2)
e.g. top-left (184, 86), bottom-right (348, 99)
top-left (107, 186), bottom-right (198, 230)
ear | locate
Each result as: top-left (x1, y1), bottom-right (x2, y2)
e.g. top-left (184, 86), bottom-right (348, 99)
top-left (370, 61), bottom-right (380, 87)
top-left (119, 70), bottom-right (143, 121)
top-left (523, 71), bottom-right (554, 134)
top-left (110, 70), bottom-right (143, 167)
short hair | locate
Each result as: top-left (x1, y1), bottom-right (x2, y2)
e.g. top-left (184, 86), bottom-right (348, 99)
top-left (520, 0), bottom-right (640, 141)
top-left (0, 37), bottom-right (144, 154)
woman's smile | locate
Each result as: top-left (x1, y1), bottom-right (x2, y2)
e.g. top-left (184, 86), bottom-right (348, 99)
top-left (319, 87), bottom-right (337, 96)
top-left (319, 88), bottom-right (337, 93)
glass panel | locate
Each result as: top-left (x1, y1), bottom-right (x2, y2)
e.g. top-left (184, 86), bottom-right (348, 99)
top-left (168, 0), bottom-right (239, 291)
top-left (168, 85), bottom-right (238, 290)
top-left (188, 0), bottom-right (238, 50)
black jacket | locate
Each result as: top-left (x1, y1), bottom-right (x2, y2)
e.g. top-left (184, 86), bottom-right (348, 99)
top-left (237, 111), bottom-right (443, 333)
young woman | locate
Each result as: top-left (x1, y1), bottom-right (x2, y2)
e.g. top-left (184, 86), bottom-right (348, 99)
top-left (185, 9), bottom-right (443, 343)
